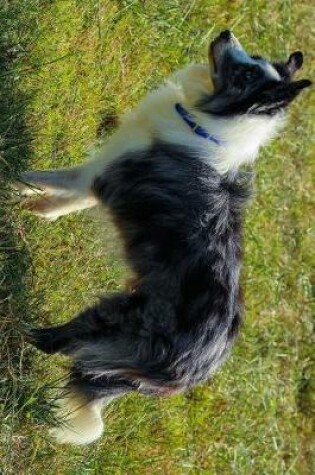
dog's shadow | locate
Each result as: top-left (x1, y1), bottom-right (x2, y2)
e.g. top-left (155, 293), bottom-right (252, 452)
top-left (0, 2), bottom-right (123, 433)
top-left (0, 13), bottom-right (57, 445)
top-left (0, 12), bottom-right (121, 448)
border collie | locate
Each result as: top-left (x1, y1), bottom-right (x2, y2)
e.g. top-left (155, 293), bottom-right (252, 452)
top-left (16, 30), bottom-right (311, 444)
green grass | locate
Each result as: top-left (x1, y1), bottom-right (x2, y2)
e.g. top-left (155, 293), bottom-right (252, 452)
top-left (0, 1), bottom-right (314, 474)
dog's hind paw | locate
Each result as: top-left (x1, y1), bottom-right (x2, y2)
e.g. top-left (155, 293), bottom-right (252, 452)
top-left (50, 393), bottom-right (105, 445)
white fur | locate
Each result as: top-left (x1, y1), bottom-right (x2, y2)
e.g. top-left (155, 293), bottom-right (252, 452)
top-left (17, 63), bottom-right (284, 218)
top-left (105, 63), bottom-right (284, 174)
top-left (50, 390), bottom-right (112, 445)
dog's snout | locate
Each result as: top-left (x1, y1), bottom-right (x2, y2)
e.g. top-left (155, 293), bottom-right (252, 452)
top-left (219, 30), bottom-right (232, 41)
top-left (211, 30), bottom-right (241, 51)
top-left (210, 30), bottom-right (244, 78)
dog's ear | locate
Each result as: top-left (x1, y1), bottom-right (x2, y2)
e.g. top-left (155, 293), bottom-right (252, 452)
top-left (268, 79), bottom-right (311, 100)
top-left (286, 51), bottom-right (304, 77)
top-left (249, 79), bottom-right (311, 115)
top-left (275, 79), bottom-right (311, 106)
top-left (284, 79), bottom-right (312, 100)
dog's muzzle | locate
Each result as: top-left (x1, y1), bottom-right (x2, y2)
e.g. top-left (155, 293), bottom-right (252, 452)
top-left (209, 30), bottom-right (254, 91)
top-left (209, 30), bottom-right (246, 72)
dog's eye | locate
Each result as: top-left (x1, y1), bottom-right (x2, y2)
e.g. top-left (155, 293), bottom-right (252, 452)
top-left (231, 67), bottom-right (260, 90)
top-left (244, 68), bottom-right (259, 81)
top-left (231, 72), bottom-right (250, 90)
top-left (245, 70), bottom-right (254, 80)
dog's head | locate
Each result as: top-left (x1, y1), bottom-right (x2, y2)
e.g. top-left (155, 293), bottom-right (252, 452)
top-left (200, 30), bottom-right (311, 116)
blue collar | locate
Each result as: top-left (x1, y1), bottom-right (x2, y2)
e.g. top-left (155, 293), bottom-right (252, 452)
top-left (175, 103), bottom-right (222, 146)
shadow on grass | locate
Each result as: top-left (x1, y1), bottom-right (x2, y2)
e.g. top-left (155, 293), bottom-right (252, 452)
top-left (0, 2), bottom-right (56, 471)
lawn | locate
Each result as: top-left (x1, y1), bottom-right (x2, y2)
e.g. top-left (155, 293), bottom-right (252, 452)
top-left (0, 1), bottom-right (314, 474)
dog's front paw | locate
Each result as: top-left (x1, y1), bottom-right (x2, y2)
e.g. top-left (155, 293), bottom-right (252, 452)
top-left (20, 196), bottom-right (62, 220)
top-left (12, 171), bottom-right (46, 196)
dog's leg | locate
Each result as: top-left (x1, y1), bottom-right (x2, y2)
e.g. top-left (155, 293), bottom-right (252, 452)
top-left (14, 168), bottom-right (83, 196)
top-left (28, 293), bottom-right (175, 444)
top-left (14, 165), bottom-right (100, 219)
top-left (29, 293), bottom-right (154, 445)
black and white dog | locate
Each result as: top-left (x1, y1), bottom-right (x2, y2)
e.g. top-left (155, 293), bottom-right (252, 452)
top-left (17, 31), bottom-right (311, 444)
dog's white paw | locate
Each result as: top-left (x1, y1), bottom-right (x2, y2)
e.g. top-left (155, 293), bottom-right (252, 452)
top-left (20, 196), bottom-right (62, 220)
top-left (50, 394), bottom-right (105, 445)
top-left (12, 178), bottom-right (44, 197)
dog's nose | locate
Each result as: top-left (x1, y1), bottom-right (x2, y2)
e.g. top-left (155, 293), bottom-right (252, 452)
top-left (219, 30), bottom-right (232, 41)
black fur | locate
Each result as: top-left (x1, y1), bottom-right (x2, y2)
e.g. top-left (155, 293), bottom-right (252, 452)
top-left (31, 143), bottom-right (252, 397)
